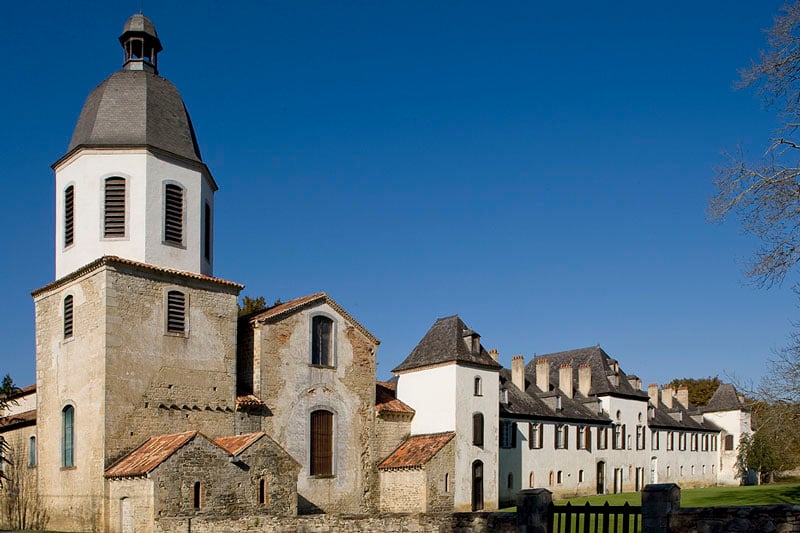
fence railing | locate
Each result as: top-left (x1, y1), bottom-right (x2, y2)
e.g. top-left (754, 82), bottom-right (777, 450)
top-left (548, 501), bottom-right (642, 533)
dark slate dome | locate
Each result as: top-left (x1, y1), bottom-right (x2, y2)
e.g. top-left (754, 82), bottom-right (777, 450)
top-left (67, 14), bottom-right (202, 163)
top-left (68, 70), bottom-right (202, 162)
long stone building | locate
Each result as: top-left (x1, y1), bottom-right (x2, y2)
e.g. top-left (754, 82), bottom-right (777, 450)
top-left (0, 13), bottom-right (751, 532)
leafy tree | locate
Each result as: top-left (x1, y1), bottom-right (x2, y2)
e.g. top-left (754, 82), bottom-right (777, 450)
top-left (736, 431), bottom-right (784, 484)
top-left (665, 376), bottom-right (721, 406)
top-left (710, 2), bottom-right (800, 288)
top-left (238, 295), bottom-right (266, 317)
top-left (0, 374), bottom-right (20, 488)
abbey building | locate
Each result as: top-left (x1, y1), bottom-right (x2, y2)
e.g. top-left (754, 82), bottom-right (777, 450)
top-left (0, 14), bottom-right (751, 532)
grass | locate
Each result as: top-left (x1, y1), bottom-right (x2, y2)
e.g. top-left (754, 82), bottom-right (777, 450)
top-left (498, 481), bottom-right (800, 512)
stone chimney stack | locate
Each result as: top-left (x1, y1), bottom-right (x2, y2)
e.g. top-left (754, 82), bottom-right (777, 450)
top-left (578, 364), bottom-right (592, 396)
top-left (536, 359), bottom-right (550, 391)
top-left (648, 383), bottom-right (659, 405)
top-left (662, 387), bottom-right (674, 409)
top-left (676, 386), bottom-right (689, 409)
top-left (488, 348), bottom-right (499, 362)
top-left (559, 364), bottom-right (573, 398)
top-left (511, 355), bottom-right (525, 391)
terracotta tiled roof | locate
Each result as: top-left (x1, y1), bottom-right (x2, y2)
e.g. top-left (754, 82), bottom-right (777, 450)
top-left (236, 394), bottom-right (265, 408)
top-left (105, 431), bottom-right (197, 478)
top-left (376, 382), bottom-right (414, 415)
top-left (0, 409), bottom-right (36, 432)
top-left (6, 384), bottom-right (36, 400)
top-left (379, 432), bottom-right (455, 470)
top-left (214, 432), bottom-right (264, 456)
top-left (32, 256), bottom-right (243, 298)
top-left (243, 292), bottom-right (380, 345)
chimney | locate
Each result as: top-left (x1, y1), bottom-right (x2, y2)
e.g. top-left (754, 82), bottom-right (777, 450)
top-left (647, 383), bottom-right (659, 405)
top-left (488, 348), bottom-right (499, 362)
top-left (559, 364), bottom-right (573, 399)
top-left (511, 355), bottom-right (525, 391)
top-left (536, 359), bottom-right (550, 391)
top-left (578, 364), bottom-right (592, 396)
top-left (676, 386), bottom-right (689, 409)
top-left (662, 387), bottom-right (674, 409)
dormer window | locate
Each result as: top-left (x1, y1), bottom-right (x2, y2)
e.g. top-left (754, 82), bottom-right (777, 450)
top-left (555, 395), bottom-right (562, 410)
top-left (500, 388), bottom-right (508, 404)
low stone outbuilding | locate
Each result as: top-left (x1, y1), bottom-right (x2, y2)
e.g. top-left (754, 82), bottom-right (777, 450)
top-left (104, 431), bottom-right (299, 533)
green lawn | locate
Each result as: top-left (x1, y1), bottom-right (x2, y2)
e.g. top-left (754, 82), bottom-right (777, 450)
top-left (555, 482), bottom-right (800, 507)
top-left (500, 481), bottom-right (800, 512)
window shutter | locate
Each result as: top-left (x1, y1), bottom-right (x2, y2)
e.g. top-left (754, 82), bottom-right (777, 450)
top-left (164, 184), bottom-right (184, 244)
top-left (473, 413), bottom-right (484, 446)
top-left (64, 295), bottom-right (74, 338)
top-left (64, 185), bottom-right (75, 247)
top-left (104, 177), bottom-right (126, 237)
top-left (167, 291), bottom-right (186, 333)
top-left (310, 410), bottom-right (333, 475)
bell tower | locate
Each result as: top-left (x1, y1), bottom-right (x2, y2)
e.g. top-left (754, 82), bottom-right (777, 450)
top-left (52, 14), bottom-right (216, 279)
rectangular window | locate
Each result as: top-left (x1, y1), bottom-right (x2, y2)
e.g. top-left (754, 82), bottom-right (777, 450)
top-left (473, 413), bottom-right (484, 446)
top-left (636, 425), bottom-right (645, 450)
top-left (164, 184), bottom-right (184, 245)
top-left (28, 436), bottom-right (36, 467)
top-left (64, 185), bottom-right (74, 247)
top-left (529, 423), bottom-right (543, 449)
top-left (679, 433), bottom-right (687, 451)
top-left (555, 425), bottom-right (567, 449)
top-left (104, 177), bottom-right (126, 237)
top-left (203, 202), bottom-right (212, 261)
top-left (597, 427), bottom-right (608, 450)
top-left (691, 434), bottom-right (698, 451)
top-left (651, 429), bottom-right (660, 450)
top-left (500, 421), bottom-right (517, 449)
top-left (577, 426), bottom-right (586, 450)
top-left (63, 295), bottom-right (74, 339)
top-left (166, 291), bottom-right (186, 333)
top-left (667, 432), bottom-right (674, 451)
top-left (312, 316), bottom-right (333, 366)
top-left (613, 424), bottom-right (623, 449)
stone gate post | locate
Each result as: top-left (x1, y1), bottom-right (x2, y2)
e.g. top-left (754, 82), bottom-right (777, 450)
top-left (516, 488), bottom-right (552, 533)
top-left (641, 483), bottom-right (681, 533)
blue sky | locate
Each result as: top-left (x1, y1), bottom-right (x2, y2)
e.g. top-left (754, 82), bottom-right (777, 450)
top-left (0, 1), bottom-right (795, 388)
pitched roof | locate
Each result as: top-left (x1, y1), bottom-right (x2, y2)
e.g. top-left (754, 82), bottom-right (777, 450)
top-left (214, 432), bottom-right (265, 456)
top-left (378, 432), bottom-right (455, 469)
top-left (703, 383), bottom-right (745, 413)
top-left (392, 315), bottom-right (502, 373)
top-left (236, 394), bottom-right (266, 409)
top-left (243, 292), bottom-right (380, 345)
top-left (499, 370), bottom-right (609, 423)
top-left (527, 346), bottom-right (648, 399)
top-left (376, 382), bottom-right (415, 415)
top-left (105, 431), bottom-right (197, 478)
top-left (32, 256), bottom-right (243, 297)
top-left (0, 409), bottom-right (36, 433)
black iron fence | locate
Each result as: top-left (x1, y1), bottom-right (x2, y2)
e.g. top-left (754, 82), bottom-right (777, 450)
top-left (548, 501), bottom-right (641, 533)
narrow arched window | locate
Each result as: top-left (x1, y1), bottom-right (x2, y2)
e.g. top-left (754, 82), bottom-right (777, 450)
top-left (310, 410), bottom-right (333, 476)
top-left (164, 184), bottom-right (184, 245)
top-left (474, 376), bottom-right (482, 396)
top-left (529, 472), bottom-right (535, 488)
top-left (258, 478), bottom-right (268, 505)
top-left (28, 436), bottom-right (36, 467)
top-left (193, 481), bottom-right (202, 508)
top-left (472, 413), bottom-right (484, 446)
top-left (64, 295), bottom-right (74, 339)
top-left (166, 290), bottom-right (186, 333)
top-left (62, 405), bottom-right (74, 467)
top-left (507, 472), bottom-right (514, 489)
top-left (311, 316), bottom-right (333, 366)
top-left (104, 177), bottom-right (126, 237)
top-left (64, 185), bottom-right (75, 247)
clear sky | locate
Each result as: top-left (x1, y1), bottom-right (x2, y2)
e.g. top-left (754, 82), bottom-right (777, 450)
top-left (0, 1), bottom-right (795, 389)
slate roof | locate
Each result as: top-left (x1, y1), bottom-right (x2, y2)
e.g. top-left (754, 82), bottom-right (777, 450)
top-left (121, 14), bottom-right (160, 46)
top-left (214, 432), bottom-right (265, 456)
top-left (392, 315), bottom-right (502, 373)
top-left (499, 369), bottom-right (609, 423)
top-left (243, 292), bottom-right (380, 345)
top-left (68, 69), bottom-right (202, 164)
top-left (105, 431), bottom-right (197, 478)
top-left (527, 346), bottom-right (648, 399)
top-left (0, 409), bottom-right (36, 433)
top-left (378, 432), bottom-right (455, 469)
top-left (376, 382), bottom-right (415, 415)
top-left (703, 383), bottom-right (746, 413)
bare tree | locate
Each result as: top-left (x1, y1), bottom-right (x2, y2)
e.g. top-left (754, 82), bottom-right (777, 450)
top-left (710, 2), bottom-right (800, 287)
top-left (0, 374), bottom-right (19, 488)
top-left (0, 441), bottom-right (48, 530)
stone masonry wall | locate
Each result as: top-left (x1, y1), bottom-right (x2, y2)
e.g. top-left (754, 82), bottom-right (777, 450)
top-left (156, 512), bottom-right (517, 533)
top-left (379, 469), bottom-right (427, 513)
top-left (375, 413), bottom-right (411, 462)
top-left (670, 505), bottom-right (800, 532)
top-left (0, 426), bottom-right (42, 531)
top-left (426, 437), bottom-right (456, 513)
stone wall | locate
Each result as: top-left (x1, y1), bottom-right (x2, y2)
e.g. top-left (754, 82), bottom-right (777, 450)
top-left (0, 426), bottom-right (45, 531)
top-left (156, 511), bottom-right (517, 533)
top-left (379, 469), bottom-right (427, 512)
top-left (375, 412), bottom-right (411, 461)
top-left (669, 505), bottom-right (800, 532)
top-left (426, 436), bottom-right (456, 512)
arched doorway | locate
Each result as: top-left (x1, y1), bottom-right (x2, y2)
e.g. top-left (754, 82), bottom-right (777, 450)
top-left (471, 460), bottom-right (484, 511)
top-left (596, 461), bottom-right (605, 494)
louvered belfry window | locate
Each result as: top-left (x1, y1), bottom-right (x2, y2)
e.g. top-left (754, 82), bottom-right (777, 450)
top-left (310, 410), bottom-right (333, 476)
top-left (63, 295), bottom-right (74, 339)
top-left (103, 177), bottom-right (126, 237)
top-left (64, 185), bottom-right (75, 247)
top-left (166, 290), bottom-right (186, 333)
top-left (164, 184), bottom-right (184, 245)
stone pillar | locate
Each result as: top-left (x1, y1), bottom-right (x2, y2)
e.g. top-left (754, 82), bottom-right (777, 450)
top-left (516, 488), bottom-right (552, 533)
top-left (641, 483), bottom-right (681, 533)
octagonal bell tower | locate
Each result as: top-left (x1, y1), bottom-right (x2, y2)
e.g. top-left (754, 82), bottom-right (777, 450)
top-left (53, 14), bottom-right (216, 278)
